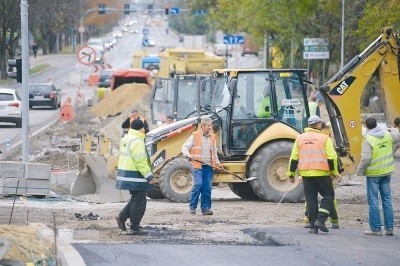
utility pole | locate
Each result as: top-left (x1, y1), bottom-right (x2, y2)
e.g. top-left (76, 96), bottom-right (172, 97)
top-left (340, 0), bottom-right (345, 68)
top-left (20, 0), bottom-right (30, 162)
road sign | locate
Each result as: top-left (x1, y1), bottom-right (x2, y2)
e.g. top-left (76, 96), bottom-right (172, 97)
top-left (192, 10), bottom-right (207, 15)
top-left (303, 38), bottom-right (329, 59)
top-left (75, 63), bottom-right (92, 74)
top-left (78, 26), bottom-right (85, 33)
top-left (223, 35), bottom-right (244, 45)
top-left (170, 7), bottom-right (179, 14)
top-left (77, 46), bottom-right (96, 65)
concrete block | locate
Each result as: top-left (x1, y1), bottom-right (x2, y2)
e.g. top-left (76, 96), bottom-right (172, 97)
top-left (0, 178), bottom-right (27, 194)
top-left (0, 161), bottom-right (25, 178)
top-left (26, 179), bottom-right (50, 195)
top-left (27, 163), bottom-right (51, 180)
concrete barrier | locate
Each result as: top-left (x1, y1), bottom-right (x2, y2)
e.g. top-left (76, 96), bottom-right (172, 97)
top-left (0, 161), bottom-right (51, 197)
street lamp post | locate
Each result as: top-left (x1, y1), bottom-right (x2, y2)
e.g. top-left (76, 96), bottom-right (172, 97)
top-left (340, 0), bottom-right (345, 68)
top-left (80, 9), bottom-right (96, 47)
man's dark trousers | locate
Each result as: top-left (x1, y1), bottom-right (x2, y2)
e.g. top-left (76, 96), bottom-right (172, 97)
top-left (119, 190), bottom-right (147, 230)
top-left (302, 176), bottom-right (335, 227)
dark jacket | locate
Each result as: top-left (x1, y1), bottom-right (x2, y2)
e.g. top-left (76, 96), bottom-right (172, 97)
top-left (122, 117), bottom-right (149, 133)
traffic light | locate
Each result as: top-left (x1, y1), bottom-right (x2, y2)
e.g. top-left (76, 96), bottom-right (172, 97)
top-left (165, 7), bottom-right (169, 15)
top-left (124, 3), bottom-right (129, 15)
top-left (7, 58), bottom-right (22, 83)
top-left (98, 3), bottom-right (106, 14)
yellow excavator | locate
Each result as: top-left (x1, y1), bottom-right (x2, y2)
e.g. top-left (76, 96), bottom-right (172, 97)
top-left (145, 26), bottom-right (400, 203)
top-left (146, 68), bottom-right (310, 202)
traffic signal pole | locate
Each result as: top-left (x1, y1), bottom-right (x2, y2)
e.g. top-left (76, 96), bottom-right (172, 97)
top-left (21, 0), bottom-right (30, 162)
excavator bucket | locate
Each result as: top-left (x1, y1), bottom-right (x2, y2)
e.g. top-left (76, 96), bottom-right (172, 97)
top-left (70, 132), bottom-right (129, 203)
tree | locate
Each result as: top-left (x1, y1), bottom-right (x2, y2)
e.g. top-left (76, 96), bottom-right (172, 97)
top-left (0, 0), bottom-right (20, 79)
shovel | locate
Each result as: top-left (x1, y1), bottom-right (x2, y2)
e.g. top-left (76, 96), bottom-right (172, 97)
top-left (191, 158), bottom-right (257, 181)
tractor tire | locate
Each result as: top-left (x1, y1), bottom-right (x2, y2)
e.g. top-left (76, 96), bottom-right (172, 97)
top-left (249, 141), bottom-right (304, 202)
top-left (228, 182), bottom-right (260, 200)
top-left (159, 157), bottom-right (193, 203)
top-left (146, 189), bottom-right (165, 200)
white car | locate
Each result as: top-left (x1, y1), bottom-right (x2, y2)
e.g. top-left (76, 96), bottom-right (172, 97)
top-left (213, 44), bottom-right (233, 57)
top-left (0, 88), bottom-right (22, 128)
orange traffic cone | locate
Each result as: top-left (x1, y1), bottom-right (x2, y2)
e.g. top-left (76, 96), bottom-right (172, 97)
top-left (60, 97), bottom-right (75, 122)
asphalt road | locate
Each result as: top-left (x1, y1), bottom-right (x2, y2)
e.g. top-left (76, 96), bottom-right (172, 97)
top-left (73, 226), bottom-right (400, 266)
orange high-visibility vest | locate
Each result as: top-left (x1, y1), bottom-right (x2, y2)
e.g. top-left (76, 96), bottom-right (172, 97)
top-left (297, 131), bottom-right (329, 171)
top-left (190, 130), bottom-right (216, 169)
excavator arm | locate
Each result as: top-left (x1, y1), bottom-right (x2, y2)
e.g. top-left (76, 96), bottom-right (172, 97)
top-left (321, 27), bottom-right (400, 174)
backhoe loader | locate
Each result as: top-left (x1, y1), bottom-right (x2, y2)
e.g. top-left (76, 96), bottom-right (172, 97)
top-left (146, 26), bottom-right (400, 203)
top-left (146, 69), bottom-right (310, 202)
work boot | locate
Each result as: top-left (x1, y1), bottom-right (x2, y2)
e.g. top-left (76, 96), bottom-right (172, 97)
top-left (386, 230), bottom-right (394, 236)
top-left (331, 222), bottom-right (339, 229)
top-left (202, 209), bottom-right (213, 215)
top-left (364, 230), bottom-right (382, 236)
top-left (127, 228), bottom-right (148, 235)
top-left (314, 221), bottom-right (329, 233)
top-left (189, 209), bottom-right (196, 214)
top-left (309, 227), bottom-right (318, 234)
top-left (115, 216), bottom-right (126, 231)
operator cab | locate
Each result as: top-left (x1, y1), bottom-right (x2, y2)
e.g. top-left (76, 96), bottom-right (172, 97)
top-left (210, 69), bottom-right (309, 158)
top-left (150, 75), bottom-right (212, 126)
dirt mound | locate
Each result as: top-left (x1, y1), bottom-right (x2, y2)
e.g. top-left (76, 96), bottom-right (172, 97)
top-left (99, 92), bottom-right (153, 148)
top-left (91, 83), bottom-right (150, 118)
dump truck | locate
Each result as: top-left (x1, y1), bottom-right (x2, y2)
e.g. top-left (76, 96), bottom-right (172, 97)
top-left (158, 48), bottom-right (224, 78)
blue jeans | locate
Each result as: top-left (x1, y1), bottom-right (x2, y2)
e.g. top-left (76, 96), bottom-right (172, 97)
top-left (366, 175), bottom-right (393, 231)
top-left (189, 165), bottom-right (213, 212)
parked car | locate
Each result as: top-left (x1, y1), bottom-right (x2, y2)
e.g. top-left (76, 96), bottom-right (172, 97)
top-left (29, 83), bottom-right (61, 109)
top-left (213, 44), bottom-right (233, 57)
top-left (0, 88), bottom-right (22, 128)
top-left (241, 38), bottom-right (259, 56)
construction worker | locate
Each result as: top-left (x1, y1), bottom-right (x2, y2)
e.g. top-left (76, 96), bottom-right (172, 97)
top-left (287, 115), bottom-right (339, 234)
top-left (122, 109), bottom-right (149, 135)
top-left (182, 116), bottom-right (223, 215)
top-left (308, 95), bottom-right (320, 117)
top-left (357, 117), bottom-right (400, 236)
top-left (115, 119), bottom-right (158, 235)
top-left (303, 121), bottom-right (341, 229)
top-left (256, 85), bottom-right (271, 118)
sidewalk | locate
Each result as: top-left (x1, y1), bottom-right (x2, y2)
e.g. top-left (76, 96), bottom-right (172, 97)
top-left (29, 52), bottom-right (74, 70)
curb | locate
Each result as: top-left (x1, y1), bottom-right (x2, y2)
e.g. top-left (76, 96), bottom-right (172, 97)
top-left (35, 223), bottom-right (86, 266)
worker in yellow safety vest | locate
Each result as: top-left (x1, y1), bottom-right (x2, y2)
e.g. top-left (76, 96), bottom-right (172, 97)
top-left (287, 115), bottom-right (340, 234)
top-left (357, 117), bottom-right (400, 236)
top-left (115, 119), bottom-right (158, 235)
top-left (257, 85), bottom-right (272, 118)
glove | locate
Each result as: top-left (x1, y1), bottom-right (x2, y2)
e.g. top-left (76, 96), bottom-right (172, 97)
top-left (289, 175), bottom-right (295, 183)
top-left (186, 155), bottom-right (192, 161)
top-left (146, 176), bottom-right (159, 185)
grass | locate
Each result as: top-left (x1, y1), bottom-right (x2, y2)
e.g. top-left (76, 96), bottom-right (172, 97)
top-left (30, 64), bottom-right (51, 75)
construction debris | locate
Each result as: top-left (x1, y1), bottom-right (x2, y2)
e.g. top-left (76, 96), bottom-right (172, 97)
top-left (74, 212), bottom-right (99, 221)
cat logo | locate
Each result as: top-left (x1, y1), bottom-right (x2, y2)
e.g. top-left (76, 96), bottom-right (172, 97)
top-left (329, 76), bottom-right (356, 96)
